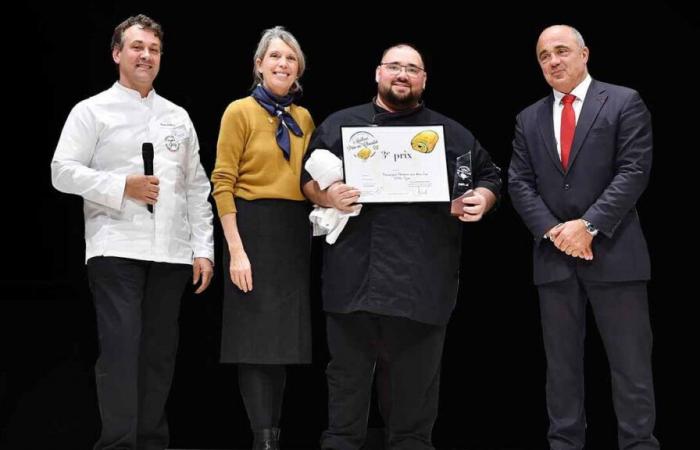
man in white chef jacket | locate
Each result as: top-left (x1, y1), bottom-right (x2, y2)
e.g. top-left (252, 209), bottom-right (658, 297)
top-left (50, 14), bottom-right (214, 450)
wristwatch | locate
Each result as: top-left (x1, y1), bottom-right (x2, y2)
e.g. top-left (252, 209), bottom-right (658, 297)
top-left (582, 219), bottom-right (599, 237)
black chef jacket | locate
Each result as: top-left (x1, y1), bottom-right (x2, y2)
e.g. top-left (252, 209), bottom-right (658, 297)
top-left (302, 102), bottom-right (501, 325)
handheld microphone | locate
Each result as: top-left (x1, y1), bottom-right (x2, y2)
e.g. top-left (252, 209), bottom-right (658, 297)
top-left (142, 143), bottom-right (154, 213)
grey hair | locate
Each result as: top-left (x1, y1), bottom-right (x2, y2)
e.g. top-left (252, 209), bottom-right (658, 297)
top-left (545, 24), bottom-right (586, 48)
top-left (568, 25), bottom-right (586, 48)
top-left (252, 26), bottom-right (306, 94)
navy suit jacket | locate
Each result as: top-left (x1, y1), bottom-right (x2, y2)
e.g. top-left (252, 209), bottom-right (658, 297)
top-left (508, 79), bottom-right (652, 285)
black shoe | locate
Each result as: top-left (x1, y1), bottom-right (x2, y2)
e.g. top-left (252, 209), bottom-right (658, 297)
top-left (253, 427), bottom-right (281, 450)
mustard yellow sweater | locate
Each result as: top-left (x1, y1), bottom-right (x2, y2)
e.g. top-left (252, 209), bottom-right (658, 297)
top-left (211, 96), bottom-right (315, 216)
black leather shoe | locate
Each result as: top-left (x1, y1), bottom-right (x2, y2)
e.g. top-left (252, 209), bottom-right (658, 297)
top-left (253, 427), bottom-right (281, 449)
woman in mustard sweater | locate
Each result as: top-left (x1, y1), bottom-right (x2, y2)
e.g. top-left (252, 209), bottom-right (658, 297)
top-left (211, 26), bottom-right (314, 449)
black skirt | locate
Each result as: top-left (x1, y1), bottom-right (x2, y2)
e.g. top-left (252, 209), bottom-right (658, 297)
top-left (221, 198), bottom-right (312, 364)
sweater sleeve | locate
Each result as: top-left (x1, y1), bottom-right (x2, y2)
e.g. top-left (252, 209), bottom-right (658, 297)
top-left (211, 100), bottom-right (248, 216)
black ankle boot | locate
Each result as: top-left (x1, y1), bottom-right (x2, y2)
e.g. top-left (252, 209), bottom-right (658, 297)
top-left (253, 427), bottom-right (280, 450)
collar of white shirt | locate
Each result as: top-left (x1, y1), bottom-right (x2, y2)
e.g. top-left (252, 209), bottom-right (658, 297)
top-left (553, 74), bottom-right (592, 105)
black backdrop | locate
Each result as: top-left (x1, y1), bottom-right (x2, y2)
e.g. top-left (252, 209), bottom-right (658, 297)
top-left (1, 2), bottom-right (696, 449)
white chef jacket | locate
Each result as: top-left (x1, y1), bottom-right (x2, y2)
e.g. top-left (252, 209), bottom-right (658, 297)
top-left (51, 82), bottom-right (214, 265)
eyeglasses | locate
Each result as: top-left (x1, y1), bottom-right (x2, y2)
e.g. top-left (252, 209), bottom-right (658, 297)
top-left (379, 62), bottom-right (425, 77)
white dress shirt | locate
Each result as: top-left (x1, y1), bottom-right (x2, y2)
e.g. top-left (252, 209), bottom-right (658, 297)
top-left (552, 74), bottom-right (592, 159)
top-left (51, 82), bottom-right (214, 264)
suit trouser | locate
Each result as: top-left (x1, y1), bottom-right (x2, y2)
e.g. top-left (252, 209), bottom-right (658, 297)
top-left (87, 256), bottom-right (190, 450)
top-left (321, 312), bottom-right (446, 450)
top-left (538, 276), bottom-right (659, 450)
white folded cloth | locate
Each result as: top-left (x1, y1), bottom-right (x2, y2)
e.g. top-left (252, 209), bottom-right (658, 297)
top-left (305, 149), bottom-right (342, 189)
top-left (305, 149), bottom-right (361, 244)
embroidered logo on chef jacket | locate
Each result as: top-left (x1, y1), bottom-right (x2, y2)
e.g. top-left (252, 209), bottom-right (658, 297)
top-left (163, 124), bottom-right (188, 152)
top-left (165, 135), bottom-right (179, 152)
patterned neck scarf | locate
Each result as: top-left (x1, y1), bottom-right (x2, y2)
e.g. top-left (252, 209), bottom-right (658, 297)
top-left (251, 84), bottom-right (303, 160)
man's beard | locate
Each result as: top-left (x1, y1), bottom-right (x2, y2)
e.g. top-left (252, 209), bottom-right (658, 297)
top-left (379, 83), bottom-right (421, 109)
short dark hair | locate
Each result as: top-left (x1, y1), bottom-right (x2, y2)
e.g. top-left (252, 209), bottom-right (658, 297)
top-left (381, 43), bottom-right (426, 70)
top-left (111, 14), bottom-right (163, 51)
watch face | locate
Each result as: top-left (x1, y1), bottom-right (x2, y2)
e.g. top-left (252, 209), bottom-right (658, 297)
top-left (586, 223), bottom-right (598, 236)
top-left (583, 220), bottom-right (597, 235)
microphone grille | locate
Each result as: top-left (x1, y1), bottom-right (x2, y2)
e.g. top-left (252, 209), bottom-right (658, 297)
top-left (142, 142), bottom-right (154, 155)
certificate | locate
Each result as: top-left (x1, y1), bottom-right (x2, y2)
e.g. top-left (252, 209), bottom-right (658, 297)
top-left (341, 125), bottom-right (449, 202)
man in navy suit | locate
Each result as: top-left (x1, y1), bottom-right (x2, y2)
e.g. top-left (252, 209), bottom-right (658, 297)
top-left (509, 25), bottom-right (660, 449)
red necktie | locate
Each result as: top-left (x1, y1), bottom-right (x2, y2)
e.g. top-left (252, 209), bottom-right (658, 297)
top-left (560, 94), bottom-right (576, 170)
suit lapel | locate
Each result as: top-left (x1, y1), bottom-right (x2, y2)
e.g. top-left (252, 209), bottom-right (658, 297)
top-left (568, 80), bottom-right (608, 169)
top-left (536, 94), bottom-right (564, 175)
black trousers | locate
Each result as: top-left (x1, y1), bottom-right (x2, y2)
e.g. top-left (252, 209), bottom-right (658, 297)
top-left (321, 312), bottom-right (446, 450)
top-left (538, 277), bottom-right (659, 450)
top-left (87, 256), bottom-right (190, 450)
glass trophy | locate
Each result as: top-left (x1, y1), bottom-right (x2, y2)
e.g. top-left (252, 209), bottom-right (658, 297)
top-left (450, 152), bottom-right (474, 216)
